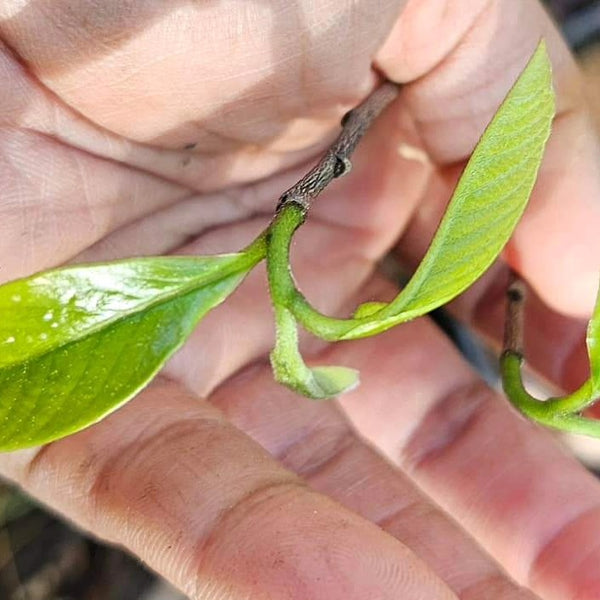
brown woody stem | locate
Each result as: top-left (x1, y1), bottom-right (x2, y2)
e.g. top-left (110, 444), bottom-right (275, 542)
top-left (503, 270), bottom-right (527, 357)
top-left (276, 82), bottom-right (400, 214)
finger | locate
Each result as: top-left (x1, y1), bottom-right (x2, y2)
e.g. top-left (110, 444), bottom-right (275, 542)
top-left (74, 103), bottom-right (427, 262)
top-left (0, 36), bottom-right (318, 279)
top-left (0, 40), bottom-right (206, 280)
top-left (71, 160), bottom-right (311, 262)
top-left (376, 0), bottom-right (600, 317)
top-left (330, 282), bottom-right (600, 600)
top-left (0, 377), bottom-right (457, 600)
top-left (0, 1), bottom-right (402, 150)
top-left (209, 299), bottom-right (541, 599)
top-left (0, 34), bottom-right (335, 196)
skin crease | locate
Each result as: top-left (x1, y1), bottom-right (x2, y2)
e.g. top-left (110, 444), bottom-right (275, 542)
top-left (0, 0), bottom-right (600, 598)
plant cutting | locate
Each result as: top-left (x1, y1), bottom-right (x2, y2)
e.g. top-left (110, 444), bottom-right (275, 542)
top-left (501, 270), bottom-right (600, 436)
top-left (0, 40), bottom-right (581, 452)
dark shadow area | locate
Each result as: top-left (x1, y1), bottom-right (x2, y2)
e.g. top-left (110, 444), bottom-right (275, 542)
top-left (0, 483), bottom-right (179, 599)
top-left (545, 0), bottom-right (600, 49)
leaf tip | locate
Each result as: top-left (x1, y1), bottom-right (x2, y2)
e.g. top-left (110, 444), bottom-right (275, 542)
top-left (271, 353), bottom-right (360, 400)
top-left (311, 365), bottom-right (360, 398)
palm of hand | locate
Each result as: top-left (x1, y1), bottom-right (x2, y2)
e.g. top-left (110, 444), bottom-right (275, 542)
top-left (1, 2), bottom-right (600, 599)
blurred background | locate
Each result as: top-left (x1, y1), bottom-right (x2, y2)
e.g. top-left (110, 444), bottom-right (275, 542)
top-left (0, 2), bottom-right (598, 599)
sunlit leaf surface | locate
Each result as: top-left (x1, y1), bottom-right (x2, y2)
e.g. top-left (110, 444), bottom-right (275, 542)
top-left (0, 254), bottom-right (255, 449)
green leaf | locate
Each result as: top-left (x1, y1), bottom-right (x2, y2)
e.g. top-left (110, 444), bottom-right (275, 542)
top-left (0, 249), bottom-right (263, 450)
top-left (344, 41), bottom-right (555, 337)
top-left (0, 254), bottom-right (248, 368)
top-left (286, 41), bottom-right (556, 342)
top-left (587, 280), bottom-right (600, 397)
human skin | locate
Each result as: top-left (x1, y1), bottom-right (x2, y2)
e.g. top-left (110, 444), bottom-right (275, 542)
top-left (0, 0), bottom-right (599, 598)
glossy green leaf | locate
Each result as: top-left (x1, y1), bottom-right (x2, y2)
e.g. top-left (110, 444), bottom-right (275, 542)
top-left (0, 249), bottom-right (263, 450)
top-left (0, 254), bottom-right (249, 367)
top-left (587, 280), bottom-right (600, 397)
top-left (287, 41), bottom-right (556, 342)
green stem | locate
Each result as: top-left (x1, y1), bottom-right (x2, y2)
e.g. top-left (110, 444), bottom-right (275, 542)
top-left (501, 333), bottom-right (600, 438)
top-left (263, 83), bottom-right (400, 398)
top-left (267, 204), bottom-right (363, 338)
top-left (270, 303), bottom-right (318, 398)
top-left (241, 230), bottom-right (268, 266)
top-left (500, 272), bottom-right (600, 437)
top-left (267, 202), bottom-right (441, 343)
top-left (545, 379), bottom-right (595, 414)
top-left (267, 203), bottom-right (409, 342)
top-left (266, 205), bottom-right (359, 399)
top-left (501, 351), bottom-right (556, 421)
top-left (265, 204), bottom-right (305, 305)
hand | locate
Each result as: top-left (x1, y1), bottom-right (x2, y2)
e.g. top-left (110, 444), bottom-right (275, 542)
top-left (1, 1), bottom-right (599, 598)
